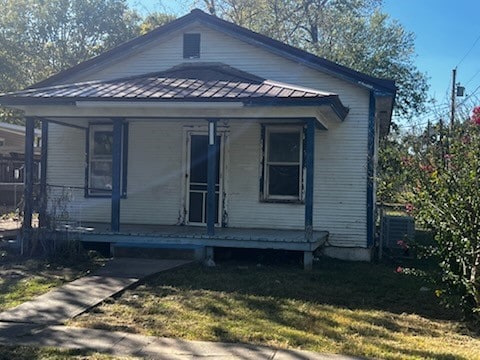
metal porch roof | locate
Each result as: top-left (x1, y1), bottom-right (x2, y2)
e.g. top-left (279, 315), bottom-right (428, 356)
top-left (0, 64), bottom-right (349, 119)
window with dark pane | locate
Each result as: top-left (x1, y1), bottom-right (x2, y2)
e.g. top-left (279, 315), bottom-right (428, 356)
top-left (93, 131), bottom-right (113, 156)
top-left (183, 33), bottom-right (200, 59)
top-left (264, 127), bottom-right (302, 200)
top-left (88, 124), bottom-right (125, 196)
top-left (268, 132), bottom-right (300, 162)
top-left (268, 165), bottom-right (300, 196)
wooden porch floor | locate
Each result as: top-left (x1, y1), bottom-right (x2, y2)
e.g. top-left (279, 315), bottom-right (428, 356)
top-left (63, 222), bottom-right (329, 252)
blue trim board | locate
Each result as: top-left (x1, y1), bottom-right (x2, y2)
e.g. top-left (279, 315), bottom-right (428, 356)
top-left (111, 118), bottom-right (123, 232)
top-left (112, 242), bottom-right (204, 250)
top-left (366, 92), bottom-right (375, 248)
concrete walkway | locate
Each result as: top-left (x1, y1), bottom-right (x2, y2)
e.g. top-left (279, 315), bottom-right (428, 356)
top-left (0, 257), bottom-right (361, 360)
top-left (0, 323), bottom-right (360, 359)
top-left (0, 258), bottom-right (191, 324)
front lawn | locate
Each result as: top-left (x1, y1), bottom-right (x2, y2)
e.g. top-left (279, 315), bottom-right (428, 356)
top-left (72, 258), bottom-right (480, 360)
top-left (0, 255), bottom-right (103, 311)
top-left (0, 345), bottom-right (132, 360)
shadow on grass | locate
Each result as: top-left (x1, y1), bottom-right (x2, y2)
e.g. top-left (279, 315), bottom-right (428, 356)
top-left (0, 345), bottom-right (105, 360)
top-left (145, 258), bottom-right (458, 321)
top-left (71, 257), bottom-right (480, 360)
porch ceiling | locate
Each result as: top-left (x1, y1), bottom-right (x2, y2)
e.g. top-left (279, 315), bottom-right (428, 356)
top-left (0, 63), bottom-right (349, 123)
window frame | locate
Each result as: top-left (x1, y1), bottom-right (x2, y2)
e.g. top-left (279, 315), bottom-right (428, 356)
top-left (85, 123), bottom-right (128, 198)
top-left (262, 125), bottom-right (304, 202)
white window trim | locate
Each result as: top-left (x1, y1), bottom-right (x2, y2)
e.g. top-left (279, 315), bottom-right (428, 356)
top-left (263, 125), bottom-right (304, 201)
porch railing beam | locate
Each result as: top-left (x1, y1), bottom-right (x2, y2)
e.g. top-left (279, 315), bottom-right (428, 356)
top-left (305, 118), bottom-right (315, 242)
top-left (206, 118), bottom-right (218, 236)
top-left (23, 117), bottom-right (35, 232)
top-left (111, 118), bottom-right (123, 232)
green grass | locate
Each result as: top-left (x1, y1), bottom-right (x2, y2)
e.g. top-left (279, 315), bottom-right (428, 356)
top-left (0, 257), bottom-right (103, 311)
top-left (72, 258), bottom-right (480, 360)
top-left (0, 345), bottom-right (135, 359)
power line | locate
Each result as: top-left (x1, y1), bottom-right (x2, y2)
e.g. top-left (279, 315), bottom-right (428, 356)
top-left (457, 83), bottom-right (480, 108)
top-left (456, 31), bottom-right (480, 68)
top-left (464, 67), bottom-right (480, 86)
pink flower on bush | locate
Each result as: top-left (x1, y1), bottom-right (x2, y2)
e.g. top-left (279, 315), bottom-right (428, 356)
top-left (401, 156), bottom-right (413, 166)
top-left (405, 203), bottom-right (414, 214)
top-left (420, 164), bottom-right (434, 173)
top-left (397, 240), bottom-right (410, 250)
top-left (471, 106), bottom-right (480, 125)
top-left (396, 266), bottom-right (404, 273)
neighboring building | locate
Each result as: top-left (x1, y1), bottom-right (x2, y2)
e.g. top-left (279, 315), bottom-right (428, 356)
top-left (0, 9), bottom-right (395, 267)
top-left (0, 122), bottom-right (41, 208)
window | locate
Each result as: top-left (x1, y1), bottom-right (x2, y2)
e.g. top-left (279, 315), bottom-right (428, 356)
top-left (87, 124), bottom-right (127, 196)
top-left (263, 126), bottom-right (303, 201)
top-left (0, 138), bottom-right (4, 147)
top-left (183, 33), bottom-right (200, 59)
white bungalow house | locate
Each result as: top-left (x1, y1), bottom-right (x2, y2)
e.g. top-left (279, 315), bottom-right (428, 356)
top-left (0, 9), bottom-right (395, 268)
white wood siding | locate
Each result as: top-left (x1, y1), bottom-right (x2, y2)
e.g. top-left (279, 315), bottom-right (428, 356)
top-left (47, 23), bottom-right (371, 248)
top-left (121, 121), bottom-right (184, 224)
top-left (47, 123), bottom-right (110, 223)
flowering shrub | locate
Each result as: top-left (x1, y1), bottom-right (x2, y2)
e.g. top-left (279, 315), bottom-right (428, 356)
top-left (471, 106), bottom-right (480, 125)
top-left (406, 112), bottom-right (480, 323)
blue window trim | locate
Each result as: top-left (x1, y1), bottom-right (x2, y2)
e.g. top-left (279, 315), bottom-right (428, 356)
top-left (85, 121), bottom-right (128, 199)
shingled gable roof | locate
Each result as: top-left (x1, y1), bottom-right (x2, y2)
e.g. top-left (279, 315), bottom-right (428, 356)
top-left (30, 9), bottom-right (396, 96)
top-left (0, 63), bottom-right (350, 120)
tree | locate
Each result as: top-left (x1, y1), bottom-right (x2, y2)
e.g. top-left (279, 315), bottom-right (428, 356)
top-left (0, 0), bottom-right (141, 91)
top-left (196, 0), bottom-right (428, 119)
top-left (139, 13), bottom-right (177, 35)
top-left (0, 0), bottom-right (147, 124)
top-left (406, 111), bottom-right (480, 323)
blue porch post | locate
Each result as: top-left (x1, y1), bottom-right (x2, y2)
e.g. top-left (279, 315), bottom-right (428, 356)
top-left (305, 119), bottom-right (315, 241)
top-left (304, 119), bottom-right (315, 270)
top-left (111, 118), bottom-right (123, 232)
top-left (206, 118), bottom-right (218, 236)
top-left (23, 117), bottom-right (35, 232)
top-left (39, 120), bottom-right (48, 228)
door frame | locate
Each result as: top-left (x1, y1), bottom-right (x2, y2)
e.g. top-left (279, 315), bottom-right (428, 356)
top-left (183, 128), bottom-right (225, 226)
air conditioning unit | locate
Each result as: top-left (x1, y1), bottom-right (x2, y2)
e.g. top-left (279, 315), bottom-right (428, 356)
top-left (381, 215), bottom-right (415, 250)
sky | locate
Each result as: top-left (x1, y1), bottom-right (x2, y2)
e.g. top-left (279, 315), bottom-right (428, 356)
top-left (127, 0), bottom-right (480, 125)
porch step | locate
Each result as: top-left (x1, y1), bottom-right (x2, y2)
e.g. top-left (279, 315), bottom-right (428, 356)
top-left (112, 242), bottom-right (206, 261)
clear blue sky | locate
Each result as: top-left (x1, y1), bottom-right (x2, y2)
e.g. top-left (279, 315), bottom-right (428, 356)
top-left (128, 0), bottom-right (480, 123)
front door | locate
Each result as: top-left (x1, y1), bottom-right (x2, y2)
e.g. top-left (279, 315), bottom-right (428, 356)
top-left (186, 134), bottom-right (222, 225)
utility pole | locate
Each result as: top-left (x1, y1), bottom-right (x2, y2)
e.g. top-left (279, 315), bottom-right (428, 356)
top-left (450, 68), bottom-right (457, 131)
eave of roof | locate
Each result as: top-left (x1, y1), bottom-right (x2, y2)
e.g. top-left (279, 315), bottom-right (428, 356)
top-left (1, 63), bottom-right (350, 121)
top-left (30, 9), bottom-right (396, 96)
